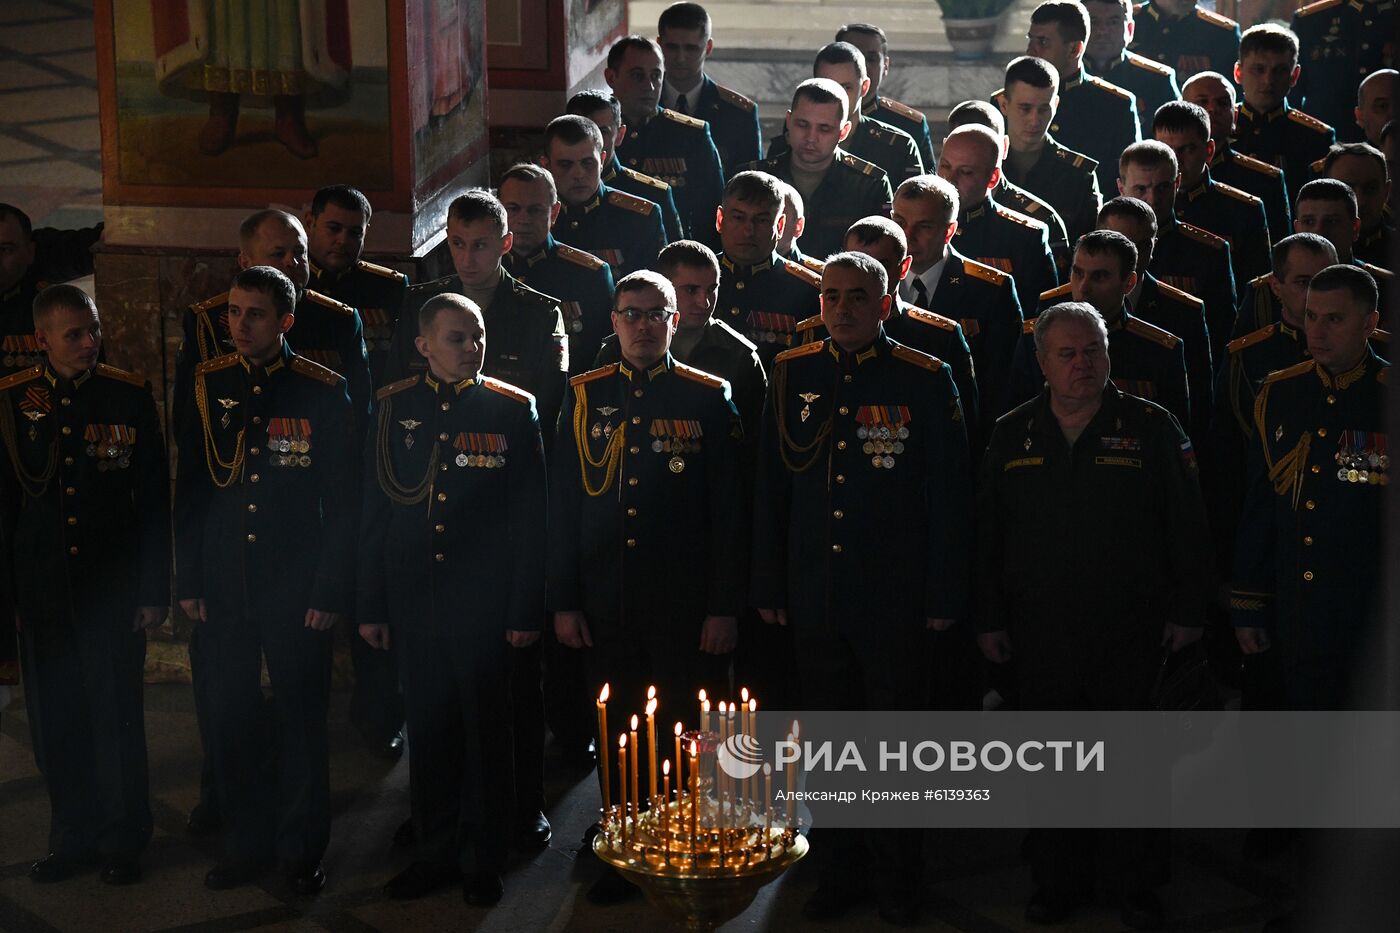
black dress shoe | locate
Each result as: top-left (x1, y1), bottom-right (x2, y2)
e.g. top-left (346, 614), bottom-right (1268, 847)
top-left (517, 811), bottom-right (552, 848)
top-left (204, 860), bottom-right (269, 890)
top-left (1025, 887), bottom-right (1090, 924)
top-left (288, 864), bottom-right (325, 896)
top-left (801, 882), bottom-right (872, 921)
top-left (392, 818), bottom-right (417, 849)
top-left (384, 861), bottom-right (459, 900)
top-left (29, 854), bottom-right (80, 884)
top-left (1119, 890), bottom-right (1164, 930)
top-left (463, 872), bottom-right (504, 907)
top-left (585, 867), bottom-right (640, 905)
top-left (100, 861), bottom-right (142, 885)
top-left (186, 802), bottom-right (222, 836)
top-left (373, 727), bottom-right (407, 761)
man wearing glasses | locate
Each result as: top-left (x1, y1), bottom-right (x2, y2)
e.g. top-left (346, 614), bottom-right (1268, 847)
top-left (548, 270), bottom-right (745, 906)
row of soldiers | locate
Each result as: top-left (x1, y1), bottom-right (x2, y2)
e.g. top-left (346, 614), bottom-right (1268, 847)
top-left (0, 0), bottom-right (1392, 927)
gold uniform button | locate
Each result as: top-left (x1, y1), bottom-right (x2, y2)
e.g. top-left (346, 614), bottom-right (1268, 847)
top-left (435, 523), bottom-right (445, 533)
top-left (1316, 427), bottom-right (1326, 437)
top-left (1305, 499), bottom-right (1315, 510)
top-left (66, 516), bottom-right (77, 526)
top-left (440, 463), bottom-right (448, 471)
top-left (439, 432), bottom-right (449, 441)
top-left (247, 504), bottom-right (257, 513)
top-left (61, 426), bottom-right (71, 435)
top-left (837, 440), bottom-right (847, 450)
top-left (843, 374), bottom-right (852, 383)
top-left (626, 538), bottom-right (637, 547)
top-left (247, 533), bottom-right (257, 542)
top-left (735, 281), bottom-right (745, 290)
top-left (250, 474), bottom-right (260, 482)
top-left (832, 544), bottom-right (843, 554)
top-left (626, 507), bottom-right (637, 517)
top-left (833, 510), bottom-right (843, 519)
top-left (628, 477), bottom-right (639, 486)
top-left (631, 416), bottom-right (641, 425)
top-left (437, 492), bottom-right (447, 502)
top-left (730, 307), bottom-right (740, 316)
top-left (1327, 395), bottom-right (1337, 405)
top-left (835, 474), bottom-right (845, 483)
top-left (252, 385), bottom-right (262, 395)
top-left (634, 389), bottom-right (643, 398)
top-left (441, 402), bottom-right (450, 411)
top-left (252, 416), bottom-right (262, 425)
top-left (838, 406), bottom-right (849, 415)
top-left (251, 447), bottom-right (260, 455)
top-left (60, 397), bottom-right (71, 407)
top-left (65, 486), bottom-right (75, 496)
top-left (435, 553), bottom-right (445, 562)
top-left (1303, 571), bottom-right (1314, 581)
top-left (63, 456), bottom-right (74, 466)
top-left (629, 445), bottom-right (639, 454)
top-left (68, 546), bottom-right (79, 556)
top-left (1303, 535), bottom-right (1313, 545)
top-left (1310, 465), bottom-right (1320, 474)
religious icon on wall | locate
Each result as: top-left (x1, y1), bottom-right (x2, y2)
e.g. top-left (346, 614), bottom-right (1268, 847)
top-left (408, 0), bottom-right (485, 186)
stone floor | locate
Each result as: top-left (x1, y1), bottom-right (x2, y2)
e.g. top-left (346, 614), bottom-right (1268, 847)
top-left (0, 682), bottom-right (1306, 933)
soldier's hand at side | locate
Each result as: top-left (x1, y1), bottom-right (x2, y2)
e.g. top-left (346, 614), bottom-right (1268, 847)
top-left (1162, 623), bottom-right (1203, 652)
top-left (554, 611), bottom-right (592, 649)
top-left (304, 609), bottom-right (341, 631)
top-left (699, 616), bottom-right (738, 654)
top-left (757, 608), bottom-right (788, 626)
top-left (360, 624), bottom-right (391, 650)
top-left (1235, 626), bottom-right (1271, 655)
top-left (978, 631), bottom-right (1012, 664)
top-left (132, 606), bottom-right (167, 632)
top-left (179, 598), bottom-right (206, 623)
top-left (926, 617), bottom-right (955, 631)
top-left (507, 629), bottom-right (541, 648)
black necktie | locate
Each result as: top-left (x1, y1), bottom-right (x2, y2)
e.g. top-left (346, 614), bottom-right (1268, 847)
top-left (913, 278), bottom-right (930, 308)
top-left (676, 94), bottom-right (688, 115)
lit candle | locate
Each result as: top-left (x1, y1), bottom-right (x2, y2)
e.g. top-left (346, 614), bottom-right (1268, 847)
top-left (698, 688), bottom-right (708, 732)
top-left (726, 703), bottom-right (737, 823)
top-left (747, 697), bottom-right (758, 813)
top-left (785, 731), bottom-right (796, 824)
top-left (646, 693), bottom-right (659, 804)
top-left (597, 684), bottom-right (611, 819)
top-left (629, 714), bottom-right (640, 830)
top-left (673, 721), bottom-right (683, 791)
top-left (764, 761), bottom-right (773, 852)
top-left (618, 734), bottom-right (628, 845)
top-left (689, 739), bottom-right (700, 855)
top-left (662, 759), bottom-right (671, 830)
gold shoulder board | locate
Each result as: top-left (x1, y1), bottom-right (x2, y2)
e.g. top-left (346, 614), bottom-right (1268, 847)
top-left (1179, 221), bottom-right (1228, 249)
top-left (1231, 151), bottom-right (1283, 178)
top-left (1216, 181), bottom-right (1262, 206)
top-left (305, 289), bottom-right (355, 315)
top-left (716, 83), bottom-right (756, 112)
top-left (0, 365), bottom-right (42, 392)
top-left (192, 291), bottom-right (229, 314)
top-left (570, 363), bottom-right (618, 387)
top-left (1264, 359), bottom-right (1316, 384)
top-left (879, 96), bottom-right (924, 122)
top-left (95, 363), bottom-right (145, 387)
top-left (482, 376), bottom-right (535, 404)
top-left (794, 314), bottom-right (824, 332)
top-left (783, 260), bottom-right (822, 288)
top-left (1126, 316), bottom-right (1181, 349)
top-left (356, 259), bottom-right (406, 281)
top-left (891, 344), bottom-right (944, 372)
top-left (1040, 282), bottom-right (1073, 302)
top-left (774, 342), bottom-right (824, 365)
top-left (907, 308), bottom-right (957, 332)
top-left (606, 189), bottom-right (657, 216)
top-left (375, 374), bottom-right (420, 400)
top-left (1227, 324), bottom-right (1277, 354)
top-left (661, 108), bottom-right (706, 129)
top-left (673, 362), bottom-right (726, 389)
top-left (291, 356), bottom-right (342, 385)
top-left (1196, 7), bottom-right (1239, 27)
top-left (195, 353), bottom-right (241, 375)
top-left (1287, 109), bottom-right (1332, 135)
top-left (556, 243), bottom-right (607, 271)
top-left (965, 258), bottom-right (1009, 286)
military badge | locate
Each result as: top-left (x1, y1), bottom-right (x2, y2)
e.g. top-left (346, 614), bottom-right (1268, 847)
top-left (217, 396), bottom-right (239, 429)
top-left (798, 392), bottom-right (820, 423)
top-left (399, 418), bottom-right (421, 449)
top-left (596, 406), bottom-right (619, 416)
top-left (83, 423), bottom-right (135, 468)
top-left (856, 405), bottom-right (911, 468)
top-left (454, 432), bottom-right (507, 468)
top-left (649, 419), bottom-right (703, 455)
top-left (268, 417), bottom-right (313, 466)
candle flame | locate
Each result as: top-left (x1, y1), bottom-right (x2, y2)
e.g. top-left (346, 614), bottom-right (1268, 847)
top-left (698, 688), bottom-right (707, 702)
top-left (718, 700), bottom-right (727, 713)
top-left (764, 762), bottom-right (772, 775)
top-left (674, 721), bottom-right (683, 736)
top-left (741, 686), bottom-right (749, 703)
top-left (648, 684), bottom-right (657, 700)
top-left (727, 704), bottom-right (735, 719)
top-left (620, 733), bottom-right (627, 748)
top-left (749, 698), bottom-right (757, 713)
top-left (630, 713), bottom-right (639, 730)
top-left (646, 697), bottom-right (658, 715)
top-left (689, 739), bottom-right (698, 756)
top-left (599, 683), bottom-right (610, 703)
top-left (663, 759), bottom-right (671, 776)
top-left (702, 699), bottom-right (710, 712)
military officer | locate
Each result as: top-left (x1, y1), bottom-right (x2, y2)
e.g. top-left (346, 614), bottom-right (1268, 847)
top-left (174, 210), bottom-right (370, 439)
top-left (1084, 0), bottom-right (1181, 127)
top-left (1183, 71), bottom-right (1294, 245)
top-left (1232, 233), bottom-right (1340, 338)
top-left (359, 295), bottom-right (546, 908)
top-left (607, 35), bottom-right (726, 240)
top-left (566, 89), bottom-right (685, 243)
top-left (0, 205), bottom-right (46, 379)
top-left (303, 185), bottom-right (408, 389)
top-left (1130, 0), bottom-right (1240, 79)
top-left (542, 116), bottom-right (667, 279)
top-left (998, 56), bottom-right (1104, 246)
top-left (1289, 0), bottom-right (1395, 142)
top-left (1232, 264), bottom-right (1387, 710)
top-left (799, 215), bottom-right (983, 445)
top-left (710, 171), bottom-right (821, 370)
top-left (1118, 141), bottom-right (1238, 363)
top-left (655, 3), bottom-right (762, 174)
top-left (174, 266), bottom-right (356, 895)
top-left (939, 125), bottom-right (1059, 318)
top-left (947, 101), bottom-right (1072, 274)
top-left (836, 23), bottom-right (937, 170)
top-left (1154, 101), bottom-right (1272, 284)
top-left (752, 251), bottom-right (971, 926)
top-left (1233, 24), bottom-right (1337, 206)
top-left (500, 163), bottom-right (617, 374)
top-left (549, 270), bottom-right (744, 905)
top-left (775, 181), bottom-right (824, 273)
top-left (737, 78), bottom-right (893, 261)
top-left (383, 191), bottom-right (568, 443)
top-left (977, 301), bottom-right (1211, 929)
top-left (1097, 196), bottom-right (1215, 438)
top-left (1013, 230), bottom-right (1190, 429)
top-left (1355, 68), bottom-right (1397, 148)
top-left (1321, 142), bottom-right (1393, 269)
top-left (1012, 1), bottom-right (1142, 194)
top-left (1292, 178), bottom-right (1393, 318)
top-left (766, 43), bottom-right (923, 186)
top-left (1, 286), bottom-right (168, 886)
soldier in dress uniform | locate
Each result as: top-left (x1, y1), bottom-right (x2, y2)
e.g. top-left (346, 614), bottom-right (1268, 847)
top-left (767, 43), bottom-right (923, 186)
top-left (978, 300), bottom-right (1211, 929)
top-left (304, 186), bottom-right (408, 389)
top-left (1321, 142), bottom-right (1393, 269)
top-left (174, 266), bottom-right (356, 895)
top-left (541, 116), bottom-right (667, 279)
top-left (1008, 1), bottom-right (1142, 194)
top-left (939, 125), bottom-right (1059, 318)
top-left (1355, 68), bottom-right (1397, 147)
top-left (835, 23), bottom-right (937, 170)
top-left (947, 101), bottom-right (1072, 275)
top-left (0, 205), bottom-right (47, 379)
top-left (1232, 24), bottom-right (1337, 206)
top-left (1012, 230), bottom-right (1190, 428)
top-left (1232, 263), bottom-right (1388, 710)
top-left (1118, 140), bottom-right (1238, 363)
top-left (1084, 0), bottom-right (1181, 128)
top-left (1292, 178), bottom-right (1393, 319)
top-left (500, 163), bottom-right (617, 374)
top-left (549, 270), bottom-right (744, 905)
top-left (1130, 0), bottom-right (1240, 79)
top-left (566, 90), bottom-right (685, 243)
top-left (998, 56), bottom-right (1104, 246)
top-left (1232, 233), bottom-right (1341, 339)
top-left (383, 191), bottom-right (568, 443)
top-left (1183, 71), bottom-right (1294, 245)
top-left (606, 36), bottom-right (726, 240)
top-left (655, 2), bottom-right (762, 175)
top-left (710, 171), bottom-right (821, 370)
top-left (752, 251), bottom-right (971, 926)
top-left (1, 286), bottom-right (169, 887)
top-left (301, 184), bottom-right (408, 762)
top-left (736, 78), bottom-right (893, 261)
top-left (359, 294), bottom-right (547, 908)
top-left (1289, 0), bottom-right (1395, 142)
top-left (775, 181), bottom-right (824, 273)
top-left (1097, 196), bottom-right (1215, 439)
top-left (1154, 101), bottom-right (1272, 284)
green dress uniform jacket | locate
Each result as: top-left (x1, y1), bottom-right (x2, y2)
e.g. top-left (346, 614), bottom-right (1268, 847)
top-left (953, 197), bottom-right (1058, 322)
top-left (1289, 0), bottom-right (1395, 141)
top-left (767, 115), bottom-right (923, 186)
top-left (0, 271), bottom-right (45, 379)
top-left (1232, 102), bottom-right (1336, 205)
top-left (865, 95), bottom-right (935, 172)
top-left (1095, 50), bottom-right (1181, 128)
top-left (715, 251), bottom-right (822, 372)
top-left (603, 155), bottom-right (684, 243)
top-left (1149, 215), bottom-right (1237, 365)
top-left (736, 149), bottom-right (894, 263)
top-left (997, 69), bottom-right (1141, 194)
top-left (1176, 168), bottom-right (1273, 285)
top-left (1001, 137), bottom-right (1103, 247)
top-left (1212, 145), bottom-right (1292, 245)
top-left (924, 248), bottom-right (1024, 424)
top-left (553, 182), bottom-right (667, 278)
top-left (693, 74), bottom-right (763, 175)
top-left (308, 258), bottom-right (408, 387)
top-left (1130, 2), bottom-right (1240, 81)
top-left (505, 235), bottom-right (616, 376)
top-left (616, 107), bottom-right (727, 240)
top-left (996, 177), bottom-right (1071, 274)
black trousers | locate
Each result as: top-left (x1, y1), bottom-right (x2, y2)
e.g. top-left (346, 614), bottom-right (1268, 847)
top-left (20, 613), bottom-right (151, 862)
top-left (199, 609), bottom-right (331, 870)
top-left (510, 639), bottom-right (545, 814)
top-left (397, 622), bottom-right (514, 875)
top-left (347, 623), bottom-right (404, 742)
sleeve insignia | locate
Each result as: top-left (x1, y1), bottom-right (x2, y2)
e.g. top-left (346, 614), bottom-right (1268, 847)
top-left (482, 375), bottom-right (535, 404)
top-left (291, 356), bottom-right (342, 385)
top-left (891, 344), bottom-right (944, 372)
top-left (375, 374), bottom-right (420, 400)
top-left (569, 363), bottom-right (619, 387)
top-left (606, 189), bottom-right (657, 216)
top-left (95, 363), bottom-right (146, 387)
